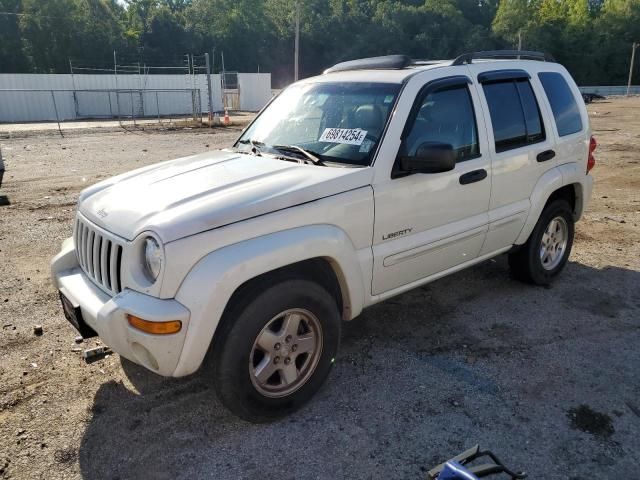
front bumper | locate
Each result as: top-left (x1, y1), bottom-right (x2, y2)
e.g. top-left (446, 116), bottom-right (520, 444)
top-left (51, 237), bottom-right (190, 376)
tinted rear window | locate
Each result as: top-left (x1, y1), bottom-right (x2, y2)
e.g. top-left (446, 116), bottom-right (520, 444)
top-left (483, 79), bottom-right (545, 152)
top-left (538, 72), bottom-right (583, 136)
top-left (516, 81), bottom-right (545, 143)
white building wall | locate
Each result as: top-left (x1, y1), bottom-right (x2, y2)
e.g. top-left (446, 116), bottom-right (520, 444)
top-left (238, 73), bottom-right (273, 111)
top-left (0, 73), bottom-right (269, 122)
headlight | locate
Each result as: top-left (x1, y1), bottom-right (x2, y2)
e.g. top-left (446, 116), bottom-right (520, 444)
top-left (143, 236), bottom-right (163, 283)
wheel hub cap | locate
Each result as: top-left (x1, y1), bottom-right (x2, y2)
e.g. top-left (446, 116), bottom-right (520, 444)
top-left (540, 216), bottom-right (568, 271)
top-left (249, 309), bottom-right (323, 398)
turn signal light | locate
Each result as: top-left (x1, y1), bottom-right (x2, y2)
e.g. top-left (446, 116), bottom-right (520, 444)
top-left (127, 314), bottom-right (182, 335)
top-left (587, 136), bottom-right (597, 173)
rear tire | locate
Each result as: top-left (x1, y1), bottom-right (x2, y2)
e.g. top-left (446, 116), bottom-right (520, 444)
top-left (211, 278), bottom-right (341, 423)
top-left (508, 199), bottom-right (574, 285)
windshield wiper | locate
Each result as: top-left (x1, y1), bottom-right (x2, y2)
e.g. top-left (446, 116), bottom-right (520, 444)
top-left (237, 138), bottom-right (264, 155)
top-left (272, 145), bottom-right (326, 166)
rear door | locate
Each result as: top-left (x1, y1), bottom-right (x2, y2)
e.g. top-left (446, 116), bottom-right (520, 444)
top-left (371, 71), bottom-right (491, 295)
top-left (467, 65), bottom-right (558, 254)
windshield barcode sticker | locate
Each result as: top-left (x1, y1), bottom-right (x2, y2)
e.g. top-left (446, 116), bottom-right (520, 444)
top-left (319, 128), bottom-right (367, 146)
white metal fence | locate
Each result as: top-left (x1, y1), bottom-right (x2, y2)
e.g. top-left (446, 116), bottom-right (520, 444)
top-left (0, 88), bottom-right (202, 124)
top-left (579, 85), bottom-right (640, 96)
top-left (0, 73), bottom-right (271, 123)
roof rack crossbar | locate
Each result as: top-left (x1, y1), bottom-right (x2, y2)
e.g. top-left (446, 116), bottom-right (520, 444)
top-left (452, 50), bottom-right (556, 66)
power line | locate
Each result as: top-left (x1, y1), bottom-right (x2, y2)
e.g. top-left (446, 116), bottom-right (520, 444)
top-left (0, 11), bottom-right (70, 20)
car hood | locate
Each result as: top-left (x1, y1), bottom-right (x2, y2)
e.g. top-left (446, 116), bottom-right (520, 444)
top-left (78, 150), bottom-right (373, 243)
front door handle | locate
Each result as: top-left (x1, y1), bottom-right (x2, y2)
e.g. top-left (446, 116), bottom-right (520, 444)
top-left (537, 149), bottom-right (556, 162)
top-left (459, 169), bottom-right (487, 185)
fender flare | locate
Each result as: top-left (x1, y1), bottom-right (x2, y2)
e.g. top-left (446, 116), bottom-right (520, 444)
top-left (515, 163), bottom-right (592, 245)
top-left (515, 167), bottom-right (563, 245)
top-left (172, 224), bottom-right (367, 377)
top-left (558, 162), bottom-right (591, 221)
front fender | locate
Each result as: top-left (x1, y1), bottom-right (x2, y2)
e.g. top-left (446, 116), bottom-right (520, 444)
top-left (172, 224), bottom-right (367, 377)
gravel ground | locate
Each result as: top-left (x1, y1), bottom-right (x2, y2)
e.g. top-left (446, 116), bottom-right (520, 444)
top-left (0, 98), bottom-right (639, 480)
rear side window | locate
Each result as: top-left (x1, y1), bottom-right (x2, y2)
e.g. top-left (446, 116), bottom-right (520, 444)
top-left (482, 79), bottom-right (545, 152)
top-left (538, 72), bottom-right (583, 136)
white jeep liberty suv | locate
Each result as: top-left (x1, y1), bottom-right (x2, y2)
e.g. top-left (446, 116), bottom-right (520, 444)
top-left (52, 51), bottom-right (596, 422)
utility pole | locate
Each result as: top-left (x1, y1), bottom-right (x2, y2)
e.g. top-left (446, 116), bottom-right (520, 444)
top-left (114, 50), bottom-right (121, 123)
top-left (294, 1), bottom-right (300, 82)
top-left (627, 42), bottom-right (638, 96)
top-left (517, 30), bottom-right (522, 51)
top-left (205, 52), bottom-right (213, 125)
top-left (69, 58), bottom-right (79, 118)
top-left (221, 51), bottom-right (226, 110)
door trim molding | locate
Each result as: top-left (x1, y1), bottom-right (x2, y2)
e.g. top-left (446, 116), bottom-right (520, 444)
top-left (383, 225), bottom-right (487, 267)
top-left (370, 245), bottom-right (512, 305)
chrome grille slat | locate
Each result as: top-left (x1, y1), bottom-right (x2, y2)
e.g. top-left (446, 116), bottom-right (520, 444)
top-left (76, 222), bottom-right (82, 267)
top-left (74, 215), bottom-right (124, 296)
top-left (100, 239), bottom-right (110, 289)
top-left (93, 235), bottom-right (102, 286)
top-left (109, 243), bottom-right (120, 294)
top-left (80, 224), bottom-right (88, 269)
top-left (87, 231), bottom-right (95, 277)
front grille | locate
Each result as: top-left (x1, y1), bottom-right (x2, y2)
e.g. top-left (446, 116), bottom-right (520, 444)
top-left (74, 215), bottom-right (124, 295)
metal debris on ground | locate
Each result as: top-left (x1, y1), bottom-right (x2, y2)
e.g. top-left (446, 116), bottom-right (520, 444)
top-left (428, 445), bottom-right (526, 479)
top-left (82, 346), bottom-right (112, 364)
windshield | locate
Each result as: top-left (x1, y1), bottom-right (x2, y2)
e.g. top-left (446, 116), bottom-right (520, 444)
top-left (235, 82), bottom-right (402, 166)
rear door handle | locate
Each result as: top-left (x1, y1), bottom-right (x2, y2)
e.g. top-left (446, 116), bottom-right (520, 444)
top-left (459, 169), bottom-right (487, 185)
top-left (537, 149), bottom-right (556, 162)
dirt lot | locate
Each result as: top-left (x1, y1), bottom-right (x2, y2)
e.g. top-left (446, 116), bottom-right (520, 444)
top-left (1, 98), bottom-right (639, 480)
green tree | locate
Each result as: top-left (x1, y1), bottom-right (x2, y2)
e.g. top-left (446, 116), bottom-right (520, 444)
top-left (1, 0), bottom-right (639, 85)
top-left (20, 0), bottom-right (124, 72)
top-left (492, 0), bottom-right (535, 48)
top-left (0, 0), bottom-right (30, 72)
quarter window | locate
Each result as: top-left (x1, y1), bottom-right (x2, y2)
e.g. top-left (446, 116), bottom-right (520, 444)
top-left (482, 79), bottom-right (545, 152)
top-left (403, 85), bottom-right (479, 162)
top-left (538, 72), bottom-right (583, 137)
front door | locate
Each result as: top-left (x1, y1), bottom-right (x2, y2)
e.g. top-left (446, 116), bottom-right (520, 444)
top-left (371, 74), bottom-right (491, 295)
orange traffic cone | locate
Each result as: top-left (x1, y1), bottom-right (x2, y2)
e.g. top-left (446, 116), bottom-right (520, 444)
top-left (223, 108), bottom-right (230, 125)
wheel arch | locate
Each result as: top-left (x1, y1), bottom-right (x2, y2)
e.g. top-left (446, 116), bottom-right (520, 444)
top-left (171, 225), bottom-right (366, 377)
top-left (222, 257), bottom-right (348, 326)
top-left (545, 183), bottom-right (577, 216)
top-left (515, 165), bottom-right (589, 245)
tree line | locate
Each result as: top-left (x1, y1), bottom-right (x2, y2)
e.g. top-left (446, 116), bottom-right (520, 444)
top-left (1, 0), bottom-right (639, 87)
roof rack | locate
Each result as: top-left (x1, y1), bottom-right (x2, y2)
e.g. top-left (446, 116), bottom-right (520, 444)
top-left (323, 50), bottom-right (556, 75)
top-left (324, 55), bottom-right (412, 74)
top-left (452, 50), bottom-right (556, 66)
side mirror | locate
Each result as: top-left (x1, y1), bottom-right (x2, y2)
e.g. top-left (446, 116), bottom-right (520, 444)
top-left (400, 142), bottom-right (456, 174)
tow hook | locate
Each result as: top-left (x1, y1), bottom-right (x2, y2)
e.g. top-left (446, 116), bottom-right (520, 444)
top-left (82, 346), bottom-right (112, 364)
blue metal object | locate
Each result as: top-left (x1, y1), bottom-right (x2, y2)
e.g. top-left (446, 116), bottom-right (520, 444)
top-left (438, 461), bottom-right (480, 480)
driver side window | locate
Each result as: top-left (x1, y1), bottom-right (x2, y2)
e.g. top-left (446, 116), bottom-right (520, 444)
top-left (404, 85), bottom-right (479, 162)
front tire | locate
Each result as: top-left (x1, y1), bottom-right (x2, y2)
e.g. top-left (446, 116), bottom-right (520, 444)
top-left (211, 278), bottom-right (341, 422)
top-left (508, 199), bottom-right (575, 285)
